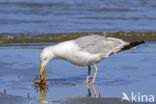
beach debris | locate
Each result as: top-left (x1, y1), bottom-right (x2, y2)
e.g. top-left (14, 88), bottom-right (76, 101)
top-left (4, 89), bottom-right (6, 95)
top-left (27, 92), bottom-right (30, 99)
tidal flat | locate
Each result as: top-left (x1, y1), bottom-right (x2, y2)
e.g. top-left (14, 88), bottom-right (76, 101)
top-left (0, 0), bottom-right (156, 103)
top-left (0, 42), bottom-right (156, 104)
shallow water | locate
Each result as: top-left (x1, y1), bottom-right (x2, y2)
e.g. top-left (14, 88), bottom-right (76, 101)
top-left (0, 0), bottom-right (156, 34)
top-left (0, 42), bottom-right (156, 103)
top-left (0, 0), bottom-right (156, 103)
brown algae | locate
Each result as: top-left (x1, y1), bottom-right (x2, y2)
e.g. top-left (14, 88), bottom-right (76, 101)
top-left (35, 72), bottom-right (48, 85)
top-left (34, 77), bottom-right (48, 100)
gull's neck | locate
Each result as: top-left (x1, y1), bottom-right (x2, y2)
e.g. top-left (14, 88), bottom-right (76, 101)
top-left (49, 42), bottom-right (72, 59)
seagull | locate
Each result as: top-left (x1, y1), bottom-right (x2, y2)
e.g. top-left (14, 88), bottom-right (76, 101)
top-left (40, 35), bottom-right (144, 84)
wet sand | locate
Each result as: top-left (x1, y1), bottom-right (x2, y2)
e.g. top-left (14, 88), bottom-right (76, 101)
top-left (43, 97), bottom-right (156, 104)
top-left (0, 42), bottom-right (156, 104)
top-left (0, 92), bottom-right (26, 104)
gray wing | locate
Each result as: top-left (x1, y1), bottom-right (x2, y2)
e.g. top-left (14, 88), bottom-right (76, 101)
top-left (73, 35), bottom-right (128, 57)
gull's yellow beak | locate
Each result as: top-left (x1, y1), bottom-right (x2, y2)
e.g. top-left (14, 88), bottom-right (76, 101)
top-left (40, 93), bottom-right (44, 100)
top-left (40, 64), bottom-right (45, 75)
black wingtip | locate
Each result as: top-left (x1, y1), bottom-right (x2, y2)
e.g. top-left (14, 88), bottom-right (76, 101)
top-left (120, 40), bottom-right (145, 52)
top-left (129, 40), bottom-right (145, 46)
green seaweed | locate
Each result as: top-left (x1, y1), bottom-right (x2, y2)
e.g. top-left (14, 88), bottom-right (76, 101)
top-left (0, 32), bottom-right (156, 45)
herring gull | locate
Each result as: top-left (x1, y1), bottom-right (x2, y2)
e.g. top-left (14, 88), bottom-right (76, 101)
top-left (40, 35), bottom-right (144, 84)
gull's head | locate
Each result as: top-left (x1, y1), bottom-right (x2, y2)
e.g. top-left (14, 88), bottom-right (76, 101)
top-left (40, 47), bottom-right (54, 75)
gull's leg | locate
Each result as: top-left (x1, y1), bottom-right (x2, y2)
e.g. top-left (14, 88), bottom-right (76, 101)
top-left (86, 66), bottom-right (91, 84)
top-left (86, 84), bottom-right (91, 96)
top-left (92, 84), bottom-right (98, 98)
top-left (91, 64), bottom-right (98, 85)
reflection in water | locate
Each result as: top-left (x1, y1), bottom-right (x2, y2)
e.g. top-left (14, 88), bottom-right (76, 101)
top-left (34, 83), bottom-right (48, 100)
top-left (86, 84), bottom-right (99, 98)
top-left (34, 82), bottom-right (100, 101)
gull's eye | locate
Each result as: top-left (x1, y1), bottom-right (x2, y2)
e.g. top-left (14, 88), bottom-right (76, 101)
top-left (44, 58), bottom-right (47, 61)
